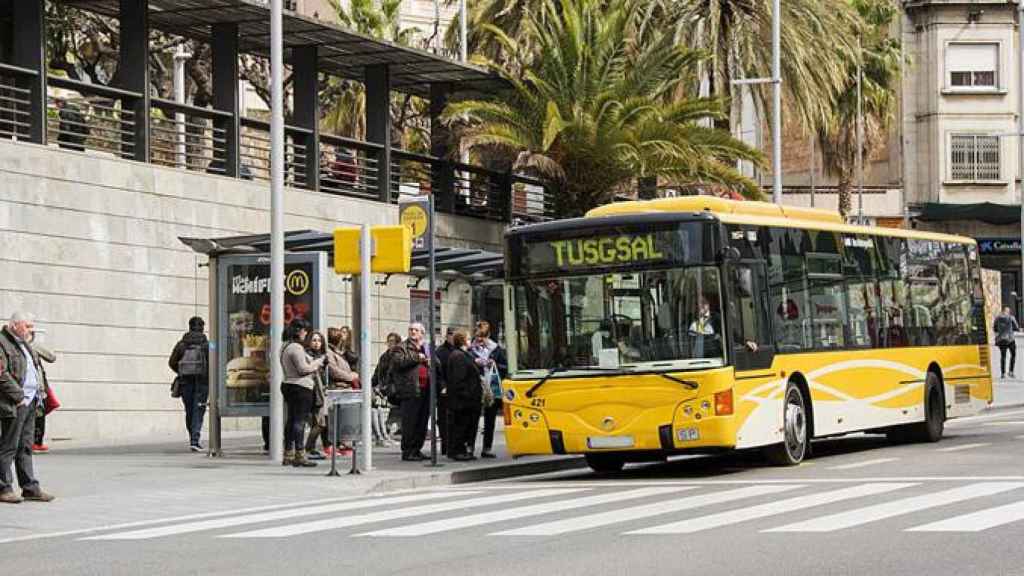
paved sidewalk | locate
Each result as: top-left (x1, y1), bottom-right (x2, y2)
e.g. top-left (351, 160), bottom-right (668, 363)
top-left (989, 344), bottom-right (1024, 409)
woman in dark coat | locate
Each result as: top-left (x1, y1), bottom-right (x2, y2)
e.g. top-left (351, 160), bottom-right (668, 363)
top-left (445, 331), bottom-right (482, 461)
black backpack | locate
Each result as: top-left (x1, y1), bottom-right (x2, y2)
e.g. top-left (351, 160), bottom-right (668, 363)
top-left (178, 343), bottom-right (206, 376)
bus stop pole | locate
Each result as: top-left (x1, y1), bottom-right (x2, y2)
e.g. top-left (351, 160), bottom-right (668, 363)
top-left (360, 224), bottom-right (373, 471)
top-left (427, 195), bottom-right (440, 467)
top-left (268, 0), bottom-right (285, 463)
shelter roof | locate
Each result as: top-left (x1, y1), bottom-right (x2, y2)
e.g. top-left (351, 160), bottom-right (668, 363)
top-left (59, 0), bottom-right (506, 97)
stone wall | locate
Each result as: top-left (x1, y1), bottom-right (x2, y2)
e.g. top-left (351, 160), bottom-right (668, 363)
top-left (0, 139), bottom-right (503, 444)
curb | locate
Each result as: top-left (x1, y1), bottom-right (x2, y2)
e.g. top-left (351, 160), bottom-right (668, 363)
top-left (368, 456), bottom-right (588, 493)
top-left (984, 402), bottom-right (1024, 413)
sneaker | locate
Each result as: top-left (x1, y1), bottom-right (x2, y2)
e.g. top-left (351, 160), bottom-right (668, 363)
top-left (31, 444), bottom-right (49, 454)
top-left (323, 446), bottom-right (335, 458)
top-left (306, 450), bottom-right (325, 461)
top-left (338, 446), bottom-right (354, 456)
top-left (189, 444), bottom-right (202, 453)
top-left (22, 490), bottom-right (55, 502)
top-left (402, 452), bottom-right (425, 462)
top-left (480, 451), bottom-right (496, 459)
top-left (0, 491), bottom-right (23, 504)
top-left (451, 452), bottom-right (474, 462)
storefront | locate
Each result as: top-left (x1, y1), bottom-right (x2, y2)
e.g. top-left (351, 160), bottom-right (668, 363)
top-left (977, 238), bottom-right (1023, 318)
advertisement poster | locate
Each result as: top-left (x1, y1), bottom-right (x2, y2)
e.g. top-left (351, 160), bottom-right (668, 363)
top-left (217, 253), bottom-right (323, 415)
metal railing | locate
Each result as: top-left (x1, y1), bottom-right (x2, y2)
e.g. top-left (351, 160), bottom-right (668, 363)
top-left (240, 117), bottom-right (309, 186)
top-left (0, 63), bottom-right (35, 141)
top-left (320, 134), bottom-right (383, 200)
top-left (46, 77), bottom-right (139, 158)
top-left (390, 149), bottom-right (436, 201)
top-left (150, 98), bottom-right (230, 175)
top-left (511, 174), bottom-right (554, 222)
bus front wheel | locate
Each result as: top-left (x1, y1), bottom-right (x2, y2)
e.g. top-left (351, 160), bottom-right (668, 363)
top-left (763, 381), bottom-right (810, 466)
top-left (585, 453), bottom-right (626, 474)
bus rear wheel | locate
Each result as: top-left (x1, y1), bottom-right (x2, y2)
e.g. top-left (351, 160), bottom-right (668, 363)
top-left (887, 371), bottom-right (944, 444)
top-left (585, 453), bottom-right (626, 474)
top-left (763, 381), bottom-right (809, 466)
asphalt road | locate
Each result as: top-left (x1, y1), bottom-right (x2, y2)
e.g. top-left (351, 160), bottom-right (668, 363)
top-left (6, 408), bottom-right (1024, 576)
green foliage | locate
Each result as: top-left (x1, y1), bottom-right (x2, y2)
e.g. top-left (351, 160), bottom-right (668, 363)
top-left (446, 0), bottom-right (764, 217)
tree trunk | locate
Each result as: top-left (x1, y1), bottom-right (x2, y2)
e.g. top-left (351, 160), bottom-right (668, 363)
top-left (837, 174), bottom-right (852, 218)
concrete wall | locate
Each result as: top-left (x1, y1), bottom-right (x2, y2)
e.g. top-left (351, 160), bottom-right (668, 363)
top-left (0, 138), bottom-right (502, 444)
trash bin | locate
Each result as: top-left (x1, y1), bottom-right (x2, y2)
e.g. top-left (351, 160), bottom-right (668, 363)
top-left (327, 389), bottom-right (362, 444)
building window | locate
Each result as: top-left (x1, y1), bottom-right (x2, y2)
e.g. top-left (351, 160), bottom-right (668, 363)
top-left (950, 134), bottom-right (1000, 181)
top-left (946, 43), bottom-right (998, 89)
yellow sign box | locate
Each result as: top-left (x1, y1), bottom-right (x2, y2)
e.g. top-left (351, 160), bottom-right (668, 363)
top-left (333, 226), bottom-right (412, 274)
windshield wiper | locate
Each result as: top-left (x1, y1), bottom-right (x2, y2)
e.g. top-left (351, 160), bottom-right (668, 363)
top-left (525, 366), bottom-right (620, 398)
top-left (651, 372), bottom-right (699, 390)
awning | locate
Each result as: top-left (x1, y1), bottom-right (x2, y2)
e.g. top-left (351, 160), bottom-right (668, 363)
top-left (58, 0), bottom-right (507, 97)
top-left (914, 202), bottom-right (1020, 226)
top-left (179, 230), bottom-right (504, 282)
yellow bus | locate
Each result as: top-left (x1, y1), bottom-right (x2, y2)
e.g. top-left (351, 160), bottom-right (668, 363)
top-left (501, 197), bottom-right (993, 472)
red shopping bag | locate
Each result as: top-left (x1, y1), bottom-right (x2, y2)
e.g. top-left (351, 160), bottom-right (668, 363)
top-left (44, 386), bottom-right (61, 415)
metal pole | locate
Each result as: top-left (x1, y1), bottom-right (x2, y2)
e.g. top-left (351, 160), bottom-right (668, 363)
top-left (1019, 1), bottom-right (1024, 319)
top-left (771, 0), bottom-right (783, 204)
top-left (809, 136), bottom-right (816, 208)
top-left (360, 225), bottom-right (373, 471)
top-left (427, 195), bottom-right (440, 466)
top-left (268, 0), bottom-right (285, 464)
top-left (857, 36), bottom-right (865, 224)
top-left (173, 44), bottom-right (188, 169)
top-left (459, 0), bottom-right (468, 62)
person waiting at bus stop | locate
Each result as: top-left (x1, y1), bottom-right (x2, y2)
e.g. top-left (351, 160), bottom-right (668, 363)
top-left (392, 323), bottom-right (431, 461)
top-left (279, 319), bottom-right (325, 468)
top-left (446, 330), bottom-right (482, 461)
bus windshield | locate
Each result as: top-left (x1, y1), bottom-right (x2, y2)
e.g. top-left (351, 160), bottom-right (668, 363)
top-left (511, 266), bottom-right (725, 374)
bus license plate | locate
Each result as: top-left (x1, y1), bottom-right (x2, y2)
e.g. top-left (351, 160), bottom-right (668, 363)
top-left (587, 436), bottom-right (634, 449)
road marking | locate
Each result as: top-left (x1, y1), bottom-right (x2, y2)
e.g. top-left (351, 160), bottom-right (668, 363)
top-left (766, 482), bottom-right (1024, 532)
top-left (0, 491), bottom-right (393, 545)
top-left (496, 476), bottom-right (1024, 489)
top-left (1016, 435), bottom-right (1024, 440)
top-left (982, 421), bottom-right (1024, 426)
top-left (496, 485), bottom-right (803, 537)
top-left (357, 486), bottom-right (692, 537)
top-left (828, 458), bottom-right (899, 470)
top-left (629, 483), bottom-right (914, 535)
top-left (936, 443), bottom-right (991, 452)
top-left (221, 488), bottom-right (584, 539)
top-left (83, 491), bottom-right (481, 541)
top-left (947, 409), bottom-right (1024, 425)
top-left (907, 500), bottom-right (1024, 532)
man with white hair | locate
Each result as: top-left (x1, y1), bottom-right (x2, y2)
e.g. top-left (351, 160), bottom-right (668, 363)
top-left (0, 312), bottom-right (55, 503)
top-left (395, 322), bottom-right (431, 461)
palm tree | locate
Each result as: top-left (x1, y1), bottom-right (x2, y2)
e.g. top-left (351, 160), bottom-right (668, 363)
top-left (817, 0), bottom-right (901, 217)
top-left (444, 0), bottom-right (764, 217)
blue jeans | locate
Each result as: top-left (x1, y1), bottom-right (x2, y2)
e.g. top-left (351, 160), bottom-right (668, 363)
top-left (179, 376), bottom-right (208, 446)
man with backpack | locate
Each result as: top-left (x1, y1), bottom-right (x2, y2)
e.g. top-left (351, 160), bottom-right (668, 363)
top-left (169, 317), bottom-right (210, 452)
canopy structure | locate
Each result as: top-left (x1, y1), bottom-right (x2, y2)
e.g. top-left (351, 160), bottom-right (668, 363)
top-left (179, 230), bottom-right (505, 282)
top-left (915, 202), bottom-right (1020, 226)
top-left (59, 0), bottom-right (506, 97)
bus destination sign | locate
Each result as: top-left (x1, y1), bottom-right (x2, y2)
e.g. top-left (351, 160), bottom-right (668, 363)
top-left (519, 229), bottom-right (690, 275)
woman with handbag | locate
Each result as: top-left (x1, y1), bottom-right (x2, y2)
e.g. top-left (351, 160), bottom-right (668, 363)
top-left (29, 331), bottom-right (57, 454)
top-left (324, 327), bottom-right (359, 456)
top-left (445, 330), bottom-right (482, 461)
top-left (280, 319), bottom-right (325, 467)
top-left (302, 330), bottom-right (330, 461)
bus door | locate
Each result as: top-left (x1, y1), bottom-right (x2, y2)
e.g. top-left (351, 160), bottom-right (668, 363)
top-left (729, 260), bottom-right (774, 371)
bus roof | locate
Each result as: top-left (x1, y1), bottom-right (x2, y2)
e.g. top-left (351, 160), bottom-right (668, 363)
top-left (584, 197), bottom-right (976, 246)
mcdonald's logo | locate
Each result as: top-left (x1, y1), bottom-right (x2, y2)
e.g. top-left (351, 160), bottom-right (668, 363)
top-left (285, 269), bottom-right (310, 296)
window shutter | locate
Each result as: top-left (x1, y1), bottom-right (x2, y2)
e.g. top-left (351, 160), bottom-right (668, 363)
top-left (946, 43), bottom-right (998, 73)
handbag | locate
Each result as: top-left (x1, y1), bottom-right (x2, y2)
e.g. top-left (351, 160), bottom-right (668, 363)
top-left (170, 376), bottom-right (182, 399)
top-left (44, 385), bottom-right (61, 415)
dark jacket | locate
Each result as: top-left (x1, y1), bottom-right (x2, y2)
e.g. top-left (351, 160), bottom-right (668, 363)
top-left (434, 341), bottom-right (456, 390)
top-left (0, 326), bottom-right (44, 418)
top-left (168, 330), bottom-right (210, 385)
top-left (492, 346), bottom-right (509, 381)
top-left (373, 340), bottom-right (421, 401)
top-left (446, 348), bottom-right (482, 410)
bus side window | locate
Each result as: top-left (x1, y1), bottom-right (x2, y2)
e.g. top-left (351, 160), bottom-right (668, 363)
top-left (731, 262), bottom-right (772, 369)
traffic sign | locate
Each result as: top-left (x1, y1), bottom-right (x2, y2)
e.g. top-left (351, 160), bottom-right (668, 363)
top-left (400, 196), bottom-right (432, 250)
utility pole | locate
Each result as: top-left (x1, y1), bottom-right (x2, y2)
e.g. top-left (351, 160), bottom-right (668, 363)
top-left (1018, 0), bottom-right (1024, 319)
top-left (771, 0), bottom-right (783, 204)
top-left (268, 0), bottom-right (285, 463)
top-left (810, 136), bottom-right (816, 208)
top-left (857, 36), bottom-right (865, 224)
top-left (459, 0), bottom-right (468, 62)
top-left (173, 44), bottom-right (190, 169)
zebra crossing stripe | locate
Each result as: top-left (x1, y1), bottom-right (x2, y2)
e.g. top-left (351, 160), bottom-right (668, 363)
top-left (766, 482), bottom-right (1024, 533)
top-left (828, 458), bottom-right (899, 470)
top-left (82, 491), bottom-right (481, 541)
top-left (936, 443), bottom-right (991, 453)
top-left (494, 484), bottom-right (802, 537)
top-left (907, 500), bottom-right (1024, 532)
top-left (629, 483), bottom-right (915, 535)
top-left (221, 488), bottom-right (585, 539)
top-left (357, 486), bottom-right (694, 537)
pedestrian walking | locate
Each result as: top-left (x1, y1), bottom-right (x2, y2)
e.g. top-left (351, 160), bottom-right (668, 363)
top-left (446, 330), bottom-right (482, 461)
top-left (29, 332), bottom-right (56, 454)
top-left (279, 319), bottom-right (325, 467)
top-left (994, 306), bottom-right (1020, 378)
top-left (0, 312), bottom-right (55, 503)
top-left (168, 316), bottom-right (209, 452)
top-left (393, 323), bottom-right (431, 461)
top-left (480, 342), bottom-right (508, 459)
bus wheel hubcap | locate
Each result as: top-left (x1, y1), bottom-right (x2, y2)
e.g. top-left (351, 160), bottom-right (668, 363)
top-left (784, 392), bottom-right (806, 458)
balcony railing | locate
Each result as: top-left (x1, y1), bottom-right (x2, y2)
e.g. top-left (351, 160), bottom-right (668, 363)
top-left (2, 71), bottom-right (555, 223)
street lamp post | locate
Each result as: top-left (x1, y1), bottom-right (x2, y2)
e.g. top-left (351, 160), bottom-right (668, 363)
top-left (1019, 0), bottom-right (1024, 315)
top-left (857, 36), bottom-right (865, 225)
top-left (268, 0), bottom-right (285, 463)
